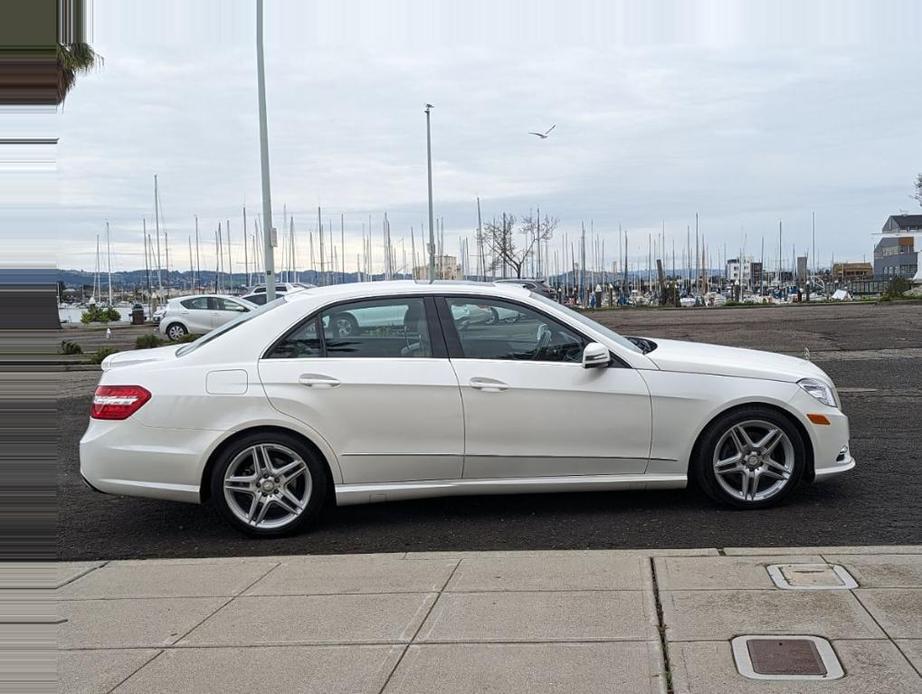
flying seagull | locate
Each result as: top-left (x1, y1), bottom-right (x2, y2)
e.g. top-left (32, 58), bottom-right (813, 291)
top-left (529, 124), bottom-right (556, 139)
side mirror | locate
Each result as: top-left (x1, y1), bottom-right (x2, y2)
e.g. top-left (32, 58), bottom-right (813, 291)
top-left (582, 342), bottom-right (610, 369)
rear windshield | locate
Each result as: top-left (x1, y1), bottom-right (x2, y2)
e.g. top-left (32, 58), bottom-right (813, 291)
top-left (176, 296), bottom-right (287, 356)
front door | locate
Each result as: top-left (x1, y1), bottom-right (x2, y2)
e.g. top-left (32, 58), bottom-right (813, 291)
top-left (440, 296), bottom-right (652, 479)
top-left (258, 296), bottom-right (464, 484)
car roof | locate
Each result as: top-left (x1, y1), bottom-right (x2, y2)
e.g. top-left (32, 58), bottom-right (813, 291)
top-left (285, 280), bottom-right (530, 302)
top-left (170, 294), bottom-right (242, 301)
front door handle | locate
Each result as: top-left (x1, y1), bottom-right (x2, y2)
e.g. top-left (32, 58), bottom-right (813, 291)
top-left (298, 373), bottom-right (341, 388)
top-left (469, 377), bottom-right (509, 393)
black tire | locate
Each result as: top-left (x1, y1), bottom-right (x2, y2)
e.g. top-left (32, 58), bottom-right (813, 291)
top-left (210, 431), bottom-right (329, 537)
top-left (694, 406), bottom-right (806, 509)
top-left (330, 312), bottom-right (358, 338)
top-left (165, 322), bottom-right (187, 341)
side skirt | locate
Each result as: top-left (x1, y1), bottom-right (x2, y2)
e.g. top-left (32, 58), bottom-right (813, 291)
top-left (334, 473), bottom-right (687, 506)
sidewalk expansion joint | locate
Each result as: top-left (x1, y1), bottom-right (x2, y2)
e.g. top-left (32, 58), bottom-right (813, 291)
top-left (377, 558), bottom-right (462, 694)
top-left (649, 557), bottom-right (674, 694)
top-left (851, 588), bottom-right (922, 679)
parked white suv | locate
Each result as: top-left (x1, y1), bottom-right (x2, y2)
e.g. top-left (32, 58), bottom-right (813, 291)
top-left (158, 294), bottom-right (256, 340)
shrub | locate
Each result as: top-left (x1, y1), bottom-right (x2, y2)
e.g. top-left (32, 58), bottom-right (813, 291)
top-left (59, 340), bottom-right (82, 355)
top-left (883, 276), bottom-right (912, 300)
top-left (135, 334), bottom-right (165, 350)
top-left (80, 306), bottom-right (122, 323)
top-left (177, 333), bottom-right (202, 343)
top-left (89, 346), bottom-right (118, 365)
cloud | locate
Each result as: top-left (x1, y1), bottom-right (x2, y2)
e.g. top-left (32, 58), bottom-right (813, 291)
top-left (3, 0), bottom-right (920, 275)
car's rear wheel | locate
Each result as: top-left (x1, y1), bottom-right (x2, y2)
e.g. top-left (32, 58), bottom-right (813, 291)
top-left (695, 407), bottom-right (805, 509)
top-left (165, 322), bottom-right (187, 341)
top-left (210, 432), bottom-right (328, 537)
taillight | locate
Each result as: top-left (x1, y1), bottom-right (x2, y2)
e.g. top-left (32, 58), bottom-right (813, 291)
top-left (91, 385), bottom-right (151, 420)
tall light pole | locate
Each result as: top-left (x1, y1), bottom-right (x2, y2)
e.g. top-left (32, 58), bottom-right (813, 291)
top-left (256, 0), bottom-right (276, 302)
top-left (425, 104), bottom-right (436, 282)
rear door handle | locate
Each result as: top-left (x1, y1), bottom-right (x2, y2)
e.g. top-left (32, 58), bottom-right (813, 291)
top-left (469, 377), bottom-right (509, 393)
top-left (298, 373), bottom-right (341, 388)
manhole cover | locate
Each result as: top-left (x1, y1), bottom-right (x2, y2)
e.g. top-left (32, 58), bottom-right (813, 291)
top-left (732, 635), bottom-right (844, 681)
top-left (767, 563), bottom-right (858, 590)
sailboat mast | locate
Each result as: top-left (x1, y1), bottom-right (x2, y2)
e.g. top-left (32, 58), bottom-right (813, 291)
top-left (154, 174), bottom-right (162, 293)
top-left (143, 218), bottom-right (151, 304)
top-left (105, 220), bottom-right (113, 305)
top-left (317, 207), bottom-right (324, 285)
top-left (242, 207), bottom-right (248, 287)
top-left (194, 215), bottom-right (201, 292)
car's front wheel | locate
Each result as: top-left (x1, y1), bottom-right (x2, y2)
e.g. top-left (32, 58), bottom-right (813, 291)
top-left (695, 407), bottom-right (806, 509)
top-left (210, 432), bottom-right (328, 536)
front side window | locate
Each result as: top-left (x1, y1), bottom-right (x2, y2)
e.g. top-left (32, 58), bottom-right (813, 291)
top-left (216, 298), bottom-right (249, 312)
top-left (266, 297), bottom-right (432, 359)
top-left (445, 297), bottom-right (585, 362)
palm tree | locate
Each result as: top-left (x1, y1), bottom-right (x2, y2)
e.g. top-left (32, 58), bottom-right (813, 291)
top-left (57, 41), bottom-right (99, 102)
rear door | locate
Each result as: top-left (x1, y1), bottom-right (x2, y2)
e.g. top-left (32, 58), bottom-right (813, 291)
top-left (258, 295), bottom-right (465, 484)
top-left (178, 296), bottom-right (213, 332)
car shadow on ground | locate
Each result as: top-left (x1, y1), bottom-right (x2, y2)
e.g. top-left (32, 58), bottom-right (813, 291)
top-left (60, 479), bottom-right (872, 561)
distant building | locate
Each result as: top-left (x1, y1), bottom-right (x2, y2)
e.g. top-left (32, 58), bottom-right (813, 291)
top-left (750, 261), bottom-right (763, 287)
top-left (797, 256), bottom-right (808, 284)
top-left (833, 262), bottom-right (873, 281)
top-left (725, 257), bottom-right (752, 283)
top-left (874, 214), bottom-right (922, 281)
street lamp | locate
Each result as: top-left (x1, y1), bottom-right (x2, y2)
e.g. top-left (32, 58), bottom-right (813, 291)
top-left (256, 0), bottom-right (276, 302)
top-left (425, 104), bottom-right (435, 282)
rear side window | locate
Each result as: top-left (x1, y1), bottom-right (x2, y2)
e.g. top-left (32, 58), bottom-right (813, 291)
top-left (266, 297), bottom-right (432, 359)
top-left (216, 298), bottom-right (249, 312)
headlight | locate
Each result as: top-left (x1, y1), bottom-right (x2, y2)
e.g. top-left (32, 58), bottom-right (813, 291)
top-left (798, 378), bottom-right (838, 408)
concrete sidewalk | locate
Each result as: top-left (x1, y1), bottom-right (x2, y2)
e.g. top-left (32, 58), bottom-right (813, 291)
top-left (44, 546), bottom-right (922, 692)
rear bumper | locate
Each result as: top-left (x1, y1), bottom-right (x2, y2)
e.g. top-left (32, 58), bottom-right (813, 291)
top-left (79, 418), bottom-right (209, 504)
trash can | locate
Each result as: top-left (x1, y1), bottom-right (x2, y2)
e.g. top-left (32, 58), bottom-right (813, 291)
top-left (131, 304), bottom-right (146, 325)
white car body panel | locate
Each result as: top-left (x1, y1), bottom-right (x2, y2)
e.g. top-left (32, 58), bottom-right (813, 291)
top-left (449, 358), bottom-right (651, 478)
top-left (258, 357), bottom-right (465, 483)
top-left (80, 280), bottom-right (854, 510)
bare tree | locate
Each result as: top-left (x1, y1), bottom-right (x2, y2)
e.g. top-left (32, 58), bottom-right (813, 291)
top-left (914, 173), bottom-right (922, 208)
top-left (477, 211), bottom-right (558, 278)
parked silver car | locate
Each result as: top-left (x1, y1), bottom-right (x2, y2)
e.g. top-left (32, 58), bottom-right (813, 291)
top-left (158, 294), bottom-right (256, 340)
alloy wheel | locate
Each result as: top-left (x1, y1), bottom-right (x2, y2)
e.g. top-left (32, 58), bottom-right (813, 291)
top-left (712, 419), bottom-right (795, 503)
top-left (222, 443), bottom-right (312, 529)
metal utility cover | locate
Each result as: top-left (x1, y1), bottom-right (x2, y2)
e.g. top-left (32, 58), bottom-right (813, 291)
top-left (767, 563), bottom-right (858, 590)
top-left (732, 635), bottom-right (845, 681)
top-left (748, 639), bottom-right (826, 675)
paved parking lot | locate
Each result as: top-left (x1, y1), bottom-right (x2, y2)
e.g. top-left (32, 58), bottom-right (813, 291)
top-left (58, 301), bottom-right (922, 560)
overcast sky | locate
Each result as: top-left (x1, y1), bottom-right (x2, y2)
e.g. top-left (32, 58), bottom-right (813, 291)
top-left (5, 0), bottom-right (921, 275)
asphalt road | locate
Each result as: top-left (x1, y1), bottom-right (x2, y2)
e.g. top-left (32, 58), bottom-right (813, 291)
top-left (58, 301), bottom-right (922, 560)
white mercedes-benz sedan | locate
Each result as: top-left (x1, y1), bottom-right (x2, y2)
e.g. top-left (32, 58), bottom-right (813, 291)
top-left (80, 281), bottom-right (854, 536)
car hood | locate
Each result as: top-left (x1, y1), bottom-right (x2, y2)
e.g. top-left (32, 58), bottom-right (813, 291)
top-left (644, 338), bottom-right (830, 384)
top-left (101, 345), bottom-right (181, 372)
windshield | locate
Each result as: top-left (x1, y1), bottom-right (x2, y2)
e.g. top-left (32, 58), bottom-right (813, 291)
top-left (529, 293), bottom-right (642, 354)
top-left (176, 296), bottom-right (287, 356)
